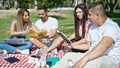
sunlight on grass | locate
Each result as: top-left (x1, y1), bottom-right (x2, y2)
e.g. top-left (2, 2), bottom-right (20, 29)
top-left (0, 10), bottom-right (120, 41)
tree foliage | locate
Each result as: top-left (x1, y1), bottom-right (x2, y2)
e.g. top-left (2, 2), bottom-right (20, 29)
top-left (85, 0), bottom-right (118, 17)
top-left (0, 0), bottom-right (119, 14)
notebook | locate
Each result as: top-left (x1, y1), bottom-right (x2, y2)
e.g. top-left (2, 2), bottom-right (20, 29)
top-left (57, 31), bottom-right (72, 43)
top-left (4, 39), bottom-right (26, 45)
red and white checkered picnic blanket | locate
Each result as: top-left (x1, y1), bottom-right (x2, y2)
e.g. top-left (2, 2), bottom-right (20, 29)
top-left (0, 54), bottom-right (35, 68)
top-left (0, 47), bottom-right (119, 68)
top-left (0, 47), bottom-right (64, 68)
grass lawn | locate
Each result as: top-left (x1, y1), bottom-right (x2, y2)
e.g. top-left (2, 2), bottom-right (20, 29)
top-left (0, 10), bottom-right (120, 41)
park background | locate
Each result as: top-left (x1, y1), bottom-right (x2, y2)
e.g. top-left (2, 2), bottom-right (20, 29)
top-left (0, 0), bottom-right (120, 41)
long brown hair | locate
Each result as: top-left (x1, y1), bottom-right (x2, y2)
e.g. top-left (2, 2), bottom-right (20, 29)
top-left (74, 4), bottom-right (88, 40)
top-left (16, 8), bottom-right (30, 31)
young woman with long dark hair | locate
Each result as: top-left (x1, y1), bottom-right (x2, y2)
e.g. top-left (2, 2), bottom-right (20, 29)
top-left (47, 4), bottom-right (91, 53)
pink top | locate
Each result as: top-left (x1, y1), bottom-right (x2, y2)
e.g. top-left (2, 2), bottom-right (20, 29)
top-left (79, 20), bottom-right (91, 37)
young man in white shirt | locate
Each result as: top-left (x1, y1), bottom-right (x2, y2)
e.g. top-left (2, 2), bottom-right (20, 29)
top-left (29, 5), bottom-right (58, 49)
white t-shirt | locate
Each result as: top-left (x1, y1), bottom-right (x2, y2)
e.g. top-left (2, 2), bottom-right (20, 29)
top-left (35, 17), bottom-right (58, 46)
top-left (87, 18), bottom-right (120, 64)
top-left (35, 17), bottom-right (58, 35)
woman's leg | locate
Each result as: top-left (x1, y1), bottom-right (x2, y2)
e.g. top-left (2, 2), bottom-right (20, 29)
top-left (15, 41), bottom-right (32, 50)
top-left (0, 41), bottom-right (18, 53)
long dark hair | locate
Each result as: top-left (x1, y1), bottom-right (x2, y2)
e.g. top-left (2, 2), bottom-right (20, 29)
top-left (74, 4), bottom-right (88, 40)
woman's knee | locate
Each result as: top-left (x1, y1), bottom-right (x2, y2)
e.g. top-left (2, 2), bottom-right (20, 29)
top-left (26, 41), bottom-right (33, 48)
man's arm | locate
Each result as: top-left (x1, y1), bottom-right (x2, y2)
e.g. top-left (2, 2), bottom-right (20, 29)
top-left (46, 29), bottom-right (57, 39)
top-left (71, 41), bottom-right (90, 51)
top-left (74, 36), bottom-right (114, 68)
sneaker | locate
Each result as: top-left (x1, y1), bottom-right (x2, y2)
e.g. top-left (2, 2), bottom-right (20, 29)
top-left (20, 49), bottom-right (30, 55)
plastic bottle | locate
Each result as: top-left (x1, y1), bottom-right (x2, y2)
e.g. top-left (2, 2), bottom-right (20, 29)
top-left (34, 49), bottom-right (40, 68)
top-left (40, 47), bottom-right (47, 68)
top-left (35, 61), bottom-right (40, 68)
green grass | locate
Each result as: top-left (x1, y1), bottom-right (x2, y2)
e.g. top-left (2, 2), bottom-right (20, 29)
top-left (106, 10), bottom-right (120, 24)
top-left (0, 10), bottom-right (120, 41)
top-left (0, 16), bottom-right (14, 40)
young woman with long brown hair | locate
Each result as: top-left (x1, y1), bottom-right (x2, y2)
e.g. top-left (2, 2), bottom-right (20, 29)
top-left (47, 4), bottom-right (91, 53)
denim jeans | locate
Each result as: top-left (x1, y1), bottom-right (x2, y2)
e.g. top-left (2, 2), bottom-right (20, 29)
top-left (0, 36), bottom-right (32, 53)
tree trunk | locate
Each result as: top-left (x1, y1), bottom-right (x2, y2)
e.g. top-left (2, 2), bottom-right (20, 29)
top-left (34, 0), bottom-right (37, 9)
top-left (74, 0), bottom-right (83, 6)
top-left (110, 6), bottom-right (114, 16)
top-left (67, 0), bottom-right (70, 7)
top-left (14, 0), bottom-right (18, 9)
top-left (106, 0), bottom-right (118, 17)
top-left (2, 0), bottom-right (7, 9)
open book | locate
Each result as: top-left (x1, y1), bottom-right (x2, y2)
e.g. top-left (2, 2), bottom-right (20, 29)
top-left (29, 29), bottom-right (47, 37)
top-left (57, 31), bottom-right (72, 43)
top-left (29, 25), bottom-right (47, 37)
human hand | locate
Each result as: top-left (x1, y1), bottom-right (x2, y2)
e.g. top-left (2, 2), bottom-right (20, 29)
top-left (32, 35), bottom-right (43, 40)
top-left (67, 43), bottom-right (73, 49)
top-left (62, 42), bottom-right (72, 53)
top-left (25, 30), bottom-right (29, 34)
top-left (62, 42), bottom-right (68, 46)
top-left (27, 29), bottom-right (31, 34)
top-left (74, 58), bottom-right (88, 68)
top-left (36, 35), bottom-right (47, 39)
top-left (26, 27), bottom-right (31, 34)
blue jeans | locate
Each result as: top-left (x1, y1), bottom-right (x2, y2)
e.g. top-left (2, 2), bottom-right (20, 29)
top-left (0, 36), bottom-right (32, 53)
